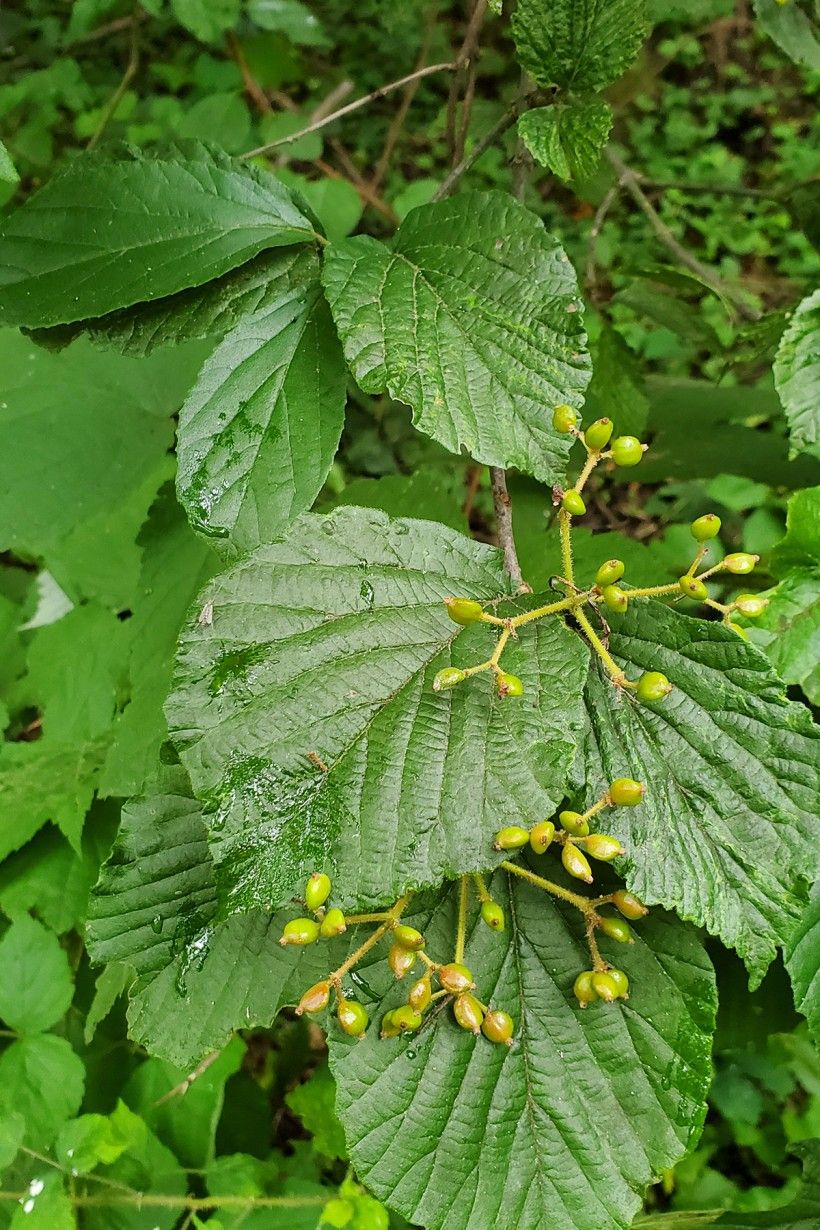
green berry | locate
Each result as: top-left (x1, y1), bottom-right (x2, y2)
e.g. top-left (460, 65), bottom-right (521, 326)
top-left (319, 907), bottom-right (347, 938)
top-left (280, 918), bottom-right (320, 947)
top-left (296, 981), bottom-right (330, 1015)
top-left (388, 943), bottom-right (417, 978)
top-left (726, 620), bottom-right (749, 640)
top-left (598, 915), bottom-right (633, 943)
top-left (607, 968), bottom-right (630, 999)
top-left (380, 1009), bottom-right (401, 1039)
top-left (636, 671), bottom-right (672, 702)
top-left (584, 418), bottom-right (614, 450)
top-left (559, 810), bottom-right (589, 837)
top-left (562, 490), bottom-right (586, 517)
top-left (734, 594), bottom-right (768, 617)
top-left (496, 671), bottom-right (524, 698)
top-left (337, 998), bottom-right (368, 1036)
top-left (573, 971), bottom-right (598, 1008)
top-left (305, 871), bottom-right (332, 911)
top-left (480, 900), bottom-right (506, 931)
top-left (678, 574), bottom-right (708, 601)
top-left (482, 1009), bottom-right (515, 1045)
top-left (612, 889), bottom-right (648, 920)
top-left (408, 975), bottom-right (432, 1012)
top-left (601, 584), bottom-right (628, 613)
top-left (393, 924), bottom-right (425, 951)
top-left (552, 403), bottom-right (577, 433)
top-left (585, 834), bottom-right (625, 862)
top-left (724, 552), bottom-right (758, 575)
top-left (529, 820), bottom-right (555, 855)
top-left (433, 666), bottom-right (466, 693)
top-left (453, 992), bottom-right (484, 1034)
top-left (608, 778), bottom-right (644, 807)
top-left (690, 514), bottom-right (721, 541)
top-left (591, 971), bottom-right (620, 1003)
top-left (445, 598), bottom-right (485, 625)
top-left (392, 1004), bottom-right (423, 1033)
top-left (562, 842), bottom-right (593, 883)
top-left (494, 825), bottom-right (530, 851)
top-left (439, 963), bottom-right (475, 994)
top-left (610, 435), bottom-right (644, 467)
top-left (595, 559), bottom-right (625, 587)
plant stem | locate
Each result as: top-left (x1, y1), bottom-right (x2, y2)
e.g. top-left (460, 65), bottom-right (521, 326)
top-left (472, 872), bottom-right (491, 902)
top-left (489, 466), bottom-right (528, 591)
top-left (455, 876), bottom-right (469, 963)
top-left (344, 912), bottom-right (391, 924)
top-left (510, 592), bottom-right (587, 629)
top-left (573, 607), bottom-right (628, 685)
top-left (626, 582), bottom-right (680, 598)
top-left (580, 796), bottom-right (610, 823)
top-left (558, 509), bottom-right (575, 587)
top-left (433, 92), bottom-right (535, 201)
top-left (573, 450), bottom-right (601, 495)
top-left (329, 894), bottom-right (411, 984)
top-left (501, 860), bottom-right (594, 913)
top-left (86, 6), bottom-right (140, 150)
top-left (585, 914), bottom-right (607, 972)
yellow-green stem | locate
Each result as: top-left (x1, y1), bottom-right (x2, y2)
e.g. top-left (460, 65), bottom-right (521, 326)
top-left (455, 875), bottom-right (469, 963)
top-left (581, 796), bottom-right (610, 823)
top-left (510, 592), bottom-right (588, 629)
top-left (472, 872), bottom-right (491, 903)
top-left (685, 544), bottom-right (707, 578)
top-left (705, 598), bottom-right (730, 614)
top-left (626, 582), bottom-right (680, 599)
top-left (330, 893), bottom-right (411, 984)
top-left (462, 625), bottom-right (512, 678)
top-left (501, 860), bottom-right (594, 913)
top-left (573, 607), bottom-right (628, 685)
top-left (574, 450), bottom-right (601, 494)
top-left (585, 914), bottom-right (607, 972)
top-left (558, 509), bottom-right (575, 586)
top-left (344, 912), bottom-right (390, 924)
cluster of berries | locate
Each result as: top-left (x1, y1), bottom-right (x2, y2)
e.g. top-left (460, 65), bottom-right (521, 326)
top-left (552, 407), bottom-right (648, 518)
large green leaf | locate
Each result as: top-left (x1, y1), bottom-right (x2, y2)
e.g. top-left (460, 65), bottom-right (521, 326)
top-left (753, 0), bottom-right (820, 70)
top-left (0, 1035), bottom-right (84, 1149)
top-left (0, 145), bottom-right (319, 328)
top-left (774, 289), bottom-right (820, 460)
top-left (0, 916), bottom-right (74, 1034)
top-left (750, 570), bottom-right (820, 705)
top-left (512, 0), bottom-right (649, 92)
top-left (785, 883), bottom-right (820, 1047)
top-left (176, 252), bottom-right (347, 550)
top-left (166, 507), bottom-right (590, 915)
top-left (518, 100), bottom-right (613, 182)
top-left (321, 192), bottom-right (591, 485)
top-left (329, 874), bottom-right (715, 1230)
top-left (579, 601), bottom-right (820, 984)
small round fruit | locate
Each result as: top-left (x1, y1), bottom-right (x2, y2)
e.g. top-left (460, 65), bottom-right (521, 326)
top-left (584, 418), bottom-right (614, 450)
top-left (612, 889), bottom-right (648, 920)
top-left (433, 666), bottom-right (466, 692)
top-left (482, 1009), bottom-right (515, 1045)
top-left (636, 671), bottom-right (672, 703)
top-left (598, 915), bottom-right (633, 943)
top-left (392, 1004), bottom-right (423, 1033)
top-left (562, 843), bottom-right (593, 883)
top-left (552, 404), bottom-right (577, 433)
top-left (690, 514), bottom-right (721, 541)
top-left (319, 908), bottom-right (347, 938)
top-left (610, 435), bottom-right (644, 467)
top-left (494, 825), bottom-right (530, 851)
top-left (607, 968), bottom-right (630, 999)
top-left (678, 575), bottom-right (708, 602)
top-left (480, 900), bottom-right (505, 931)
top-left (595, 559), bottom-right (625, 587)
top-left (601, 584), bottom-right (628, 613)
top-left (279, 918), bottom-right (320, 947)
top-left (439, 963), bottom-right (475, 994)
top-left (380, 1009), bottom-right (401, 1039)
top-left (393, 924), bottom-right (425, 952)
top-left (726, 620), bottom-right (749, 640)
top-left (573, 971), bottom-right (598, 1008)
top-left (337, 999), bottom-right (368, 1036)
top-left (724, 552), bottom-right (759, 575)
top-left (408, 975), bottom-right (432, 1012)
top-left (529, 820), bottom-right (555, 855)
top-left (496, 671), bottom-right (524, 698)
top-left (585, 834), bottom-right (625, 861)
top-left (591, 971), bottom-right (620, 1003)
top-left (608, 778), bottom-right (644, 807)
top-left (734, 594), bottom-right (768, 617)
top-left (559, 810), bottom-right (589, 837)
top-left (296, 981), bottom-right (330, 1015)
top-left (562, 490), bottom-right (586, 516)
top-left (388, 943), bottom-right (417, 978)
top-left (445, 598), bottom-right (485, 625)
top-left (453, 993), bottom-right (484, 1034)
top-left (305, 872), bottom-right (332, 911)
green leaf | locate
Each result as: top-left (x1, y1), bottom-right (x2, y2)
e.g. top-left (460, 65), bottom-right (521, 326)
top-left (512, 0), bottom-right (649, 92)
top-left (0, 1111), bottom-right (25, 1173)
top-left (286, 1063), bottom-right (347, 1161)
top-left (582, 324), bottom-right (650, 437)
top-left (329, 875), bottom-right (715, 1230)
top-left (0, 915), bottom-right (74, 1033)
top-left (172, 0), bottom-right (241, 41)
top-left (749, 570), bottom-right (820, 704)
top-left (0, 738), bottom-right (109, 859)
top-left (332, 468), bottom-right (469, 534)
top-left (79, 1101), bottom-right (187, 1230)
top-left (774, 289), bottom-right (820, 460)
top-left (166, 507), bottom-right (589, 914)
top-left (772, 485), bottom-right (820, 572)
top-left (785, 883), bottom-right (820, 1047)
top-left (0, 139), bottom-right (19, 185)
top-left (248, 0), bottom-right (329, 45)
top-left (8, 1173), bottom-right (76, 1230)
top-left (56, 1106), bottom-right (143, 1174)
top-left (518, 100), bottom-right (613, 182)
top-left (84, 963), bottom-right (135, 1044)
top-left (753, 0), bottom-right (820, 70)
top-left (0, 145), bottom-right (319, 328)
top-left (322, 192), bottom-right (590, 485)
top-left (0, 1035), bottom-right (84, 1149)
top-left (176, 254), bottom-right (347, 550)
top-left (580, 601), bottom-right (820, 984)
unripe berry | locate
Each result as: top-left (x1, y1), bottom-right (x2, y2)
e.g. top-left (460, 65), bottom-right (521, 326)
top-left (727, 620), bottom-right (749, 640)
top-left (305, 871), bottom-right (332, 911)
top-left (595, 559), bottom-right (625, 587)
top-left (319, 907), bottom-right (347, 938)
top-left (585, 834), bottom-right (625, 861)
top-left (573, 971), bottom-right (598, 1008)
top-left (380, 1009), bottom-right (401, 1038)
top-left (724, 552), bottom-right (759, 575)
top-left (388, 943), bottom-right (417, 978)
top-left (612, 889), bottom-right (648, 920)
top-left (678, 575), bottom-right (708, 602)
top-left (482, 1009), bottom-right (514, 1045)
top-left (496, 671), bottom-right (524, 698)
top-left (607, 968), bottom-right (630, 999)
top-left (480, 900), bottom-right (505, 931)
top-left (439, 962), bottom-right (475, 994)
top-left (296, 981), bottom-right (330, 1015)
top-left (408, 975), bottom-right (432, 1012)
top-left (601, 584), bottom-right (628, 613)
top-left (598, 915), bottom-right (633, 943)
top-left (562, 843), bottom-right (593, 883)
top-left (690, 514), bottom-right (721, 541)
top-left (610, 436), bottom-right (644, 467)
top-left (734, 594), bottom-right (769, 617)
top-left (392, 1004), bottom-right (423, 1033)
top-left (608, 778), bottom-right (644, 807)
top-left (445, 598), bottom-right (485, 625)
top-left (280, 918), bottom-right (320, 947)
top-left (453, 992), bottom-right (484, 1034)
top-left (636, 671), bottom-right (672, 702)
top-left (552, 403), bottom-right (577, 433)
top-left (584, 418), bottom-right (613, 450)
top-left (559, 810), bottom-right (589, 837)
top-left (337, 998), bottom-right (368, 1036)
top-left (433, 666), bottom-right (466, 692)
top-left (494, 825), bottom-right (530, 851)
top-left (591, 971), bottom-right (620, 1003)
top-left (529, 820), bottom-right (555, 855)
top-left (393, 924), bottom-right (425, 951)
top-left (562, 490), bottom-right (586, 516)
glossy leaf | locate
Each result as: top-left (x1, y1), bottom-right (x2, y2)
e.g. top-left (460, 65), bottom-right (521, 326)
top-left (512, 0), bottom-right (649, 92)
top-left (518, 100), bottom-right (613, 182)
top-left (774, 289), bottom-right (820, 460)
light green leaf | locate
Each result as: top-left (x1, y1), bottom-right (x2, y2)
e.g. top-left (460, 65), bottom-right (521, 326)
top-left (512, 0), bottom-right (649, 92)
top-left (322, 192), bottom-right (590, 485)
top-left (0, 139), bottom-right (19, 186)
top-left (248, 0), bottom-right (329, 45)
top-left (582, 324), bottom-right (650, 437)
top-left (774, 289), bottom-right (820, 459)
top-left (166, 507), bottom-right (589, 914)
top-left (0, 738), bottom-right (109, 859)
top-left (0, 145), bottom-right (319, 328)
top-left (176, 255), bottom-right (347, 550)
top-left (0, 915), bottom-right (74, 1034)
top-left (753, 0), bottom-right (820, 69)
top-left (749, 570), bottom-right (820, 704)
top-left (0, 1111), bottom-right (25, 1172)
top-left (785, 883), bottom-right (820, 1047)
top-left (84, 963), bottom-right (135, 1044)
top-left (772, 485), bottom-right (820, 572)
top-left (80, 1101), bottom-right (187, 1230)
top-left (0, 1035), bottom-right (84, 1149)
top-left (8, 1173), bottom-right (76, 1230)
top-left (329, 876), bottom-right (715, 1230)
top-left (518, 100), bottom-right (613, 182)
top-left (286, 1063), bottom-right (347, 1161)
top-left (56, 1106), bottom-right (143, 1174)
top-left (580, 601), bottom-right (820, 984)
top-left (172, 0), bottom-right (241, 40)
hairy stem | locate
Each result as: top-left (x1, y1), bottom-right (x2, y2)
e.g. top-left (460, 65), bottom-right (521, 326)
top-left (510, 592), bottom-right (588, 629)
top-left (455, 875), bottom-right (469, 963)
top-left (573, 607), bottom-right (627, 685)
top-left (558, 509), bottom-right (575, 587)
top-left (501, 860), bottom-right (594, 913)
top-left (329, 894), bottom-right (411, 984)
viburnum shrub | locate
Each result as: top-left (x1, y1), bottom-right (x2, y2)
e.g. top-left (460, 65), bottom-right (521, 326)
top-left (1, 3), bottom-right (818, 1228)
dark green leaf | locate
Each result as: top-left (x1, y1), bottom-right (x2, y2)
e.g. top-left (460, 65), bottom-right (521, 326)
top-left (753, 0), bottom-right (820, 69)
top-left (785, 884), bottom-right (820, 1047)
top-left (512, 0), bottom-right (649, 92)
top-left (518, 100), bottom-right (613, 182)
top-left (774, 289), bottom-right (820, 460)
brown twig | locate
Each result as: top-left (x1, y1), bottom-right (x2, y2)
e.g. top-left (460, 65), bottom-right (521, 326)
top-left (433, 92), bottom-right (535, 201)
top-left (66, 9), bottom-right (147, 48)
top-left (152, 1050), bottom-right (221, 1106)
top-left (328, 141), bottom-right (399, 222)
top-left (585, 183), bottom-right (620, 293)
top-left (370, 25), bottom-right (435, 193)
top-left (445, 0), bottom-right (489, 165)
top-left (490, 468), bottom-right (529, 592)
top-left (86, 9), bottom-right (140, 150)
top-left (226, 30), bottom-right (273, 114)
top-left (310, 79), bottom-right (355, 124)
